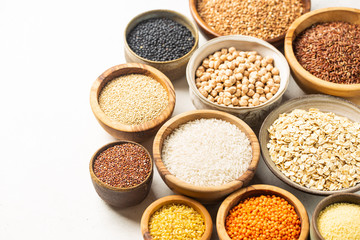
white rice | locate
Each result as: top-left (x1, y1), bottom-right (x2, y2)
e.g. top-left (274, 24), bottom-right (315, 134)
top-left (161, 118), bottom-right (253, 187)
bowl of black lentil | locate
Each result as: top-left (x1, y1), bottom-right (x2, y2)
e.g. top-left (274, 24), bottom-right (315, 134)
top-left (89, 140), bottom-right (153, 208)
top-left (90, 63), bottom-right (176, 142)
top-left (124, 9), bottom-right (199, 80)
top-left (189, 0), bottom-right (310, 47)
top-left (285, 7), bottom-right (360, 105)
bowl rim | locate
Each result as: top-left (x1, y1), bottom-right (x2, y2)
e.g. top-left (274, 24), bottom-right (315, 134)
top-left (153, 109), bottom-right (260, 194)
top-left (90, 63), bottom-right (176, 133)
top-left (311, 193), bottom-right (360, 240)
top-left (186, 35), bottom-right (290, 111)
top-left (140, 195), bottom-right (213, 240)
top-left (189, 0), bottom-right (311, 44)
top-left (216, 184), bottom-right (309, 240)
top-left (259, 94), bottom-right (360, 195)
top-left (285, 7), bottom-right (360, 91)
top-left (89, 140), bottom-right (153, 191)
top-left (124, 9), bottom-right (199, 64)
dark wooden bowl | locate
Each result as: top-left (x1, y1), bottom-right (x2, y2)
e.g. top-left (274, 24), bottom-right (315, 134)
top-left (90, 63), bottom-right (176, 142)
top-left (89, 141), bottom-right (153, 208)
top-left (217, 184), bottom-right (309, 240)
top-left (141, 195), bottom-right (213, 240)
top-left (189, 0), bottom-right (311, 47)
top-left (153, 110), bottom-right (260, 204)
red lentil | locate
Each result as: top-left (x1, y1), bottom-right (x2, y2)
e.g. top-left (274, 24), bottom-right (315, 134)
top-left (225, 195), bottom-right (301, 240)
top-left (294, 21), bottom-right (360, 84)
top-left (93, 143), bottom-right (151, 188)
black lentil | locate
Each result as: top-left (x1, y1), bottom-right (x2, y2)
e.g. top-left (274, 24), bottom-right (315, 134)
top-left (127, 17), bottom-right (195, 61)
top-left (93, 143), bottom-right (151, 188)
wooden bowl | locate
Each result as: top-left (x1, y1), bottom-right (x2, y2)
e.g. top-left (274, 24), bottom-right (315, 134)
top-left (285, 7), bottom-right (360, 105)
top-left (186, 35), bottom-right (290, 128)
top-left (89, 141), bottom-right (153, 208)
top-left (259, 94), bottom-right (360, 195)
top-left (90, 63), bottom-right (176, 142)
top-left (189, 0), bottom-right (310, 47)
top-left (141, 195), bottom-right (213, 240)
top-left (124, 9), bottom-right (199, 81)
top-left (153, 109), bottom-right (260, 204)
top-left (310, 193), bottom-right (360, 240)
top-left (216, 184), bottom-right (309, 240)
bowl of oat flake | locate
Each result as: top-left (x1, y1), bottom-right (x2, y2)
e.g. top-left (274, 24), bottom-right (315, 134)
top-left (259, 94), bottom-right (360, 195)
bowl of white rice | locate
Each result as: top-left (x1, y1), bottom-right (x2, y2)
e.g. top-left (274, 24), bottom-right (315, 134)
top-left (153, 109), bottom-right (260, 204)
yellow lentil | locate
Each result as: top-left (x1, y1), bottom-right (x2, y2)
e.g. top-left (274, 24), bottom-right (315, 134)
top-left (98, 74), bottom-right (168, 125)
top-left (317, 202), bottom-right (360, 240)
top-left (148, 203), bottom-right (205, 240)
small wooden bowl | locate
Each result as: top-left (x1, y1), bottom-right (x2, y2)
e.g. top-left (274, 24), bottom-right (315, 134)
top-left (90, 63), bottom-right (176, 142)
top-left (259, 94), bottom-right (360, 195)
top-left (141, 195), bottom-right (213, 240)
top-left (153, 110), bottom-right (260, 204)
top-left (285, 7), bottom-right (360, 105)
top-left (189, 0), bottom-right (310, 47)
top-left (89, 141), bottom-right (153, 208)
top-left (217, 184), bottom-right (309, 240)
top-left (310, 193), bottom-right (360, 240)
top-left (124, 9), bottom-right (199, 81)
top-left (186, 35), bottom-right (290, 128)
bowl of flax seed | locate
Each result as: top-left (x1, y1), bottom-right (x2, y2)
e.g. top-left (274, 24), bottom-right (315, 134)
top-left (90, 63), bottom-right (176, 142)
top-left (285, 7), bottom-right (360, 104)
top-left (189, 0), bottom-right (310, 47)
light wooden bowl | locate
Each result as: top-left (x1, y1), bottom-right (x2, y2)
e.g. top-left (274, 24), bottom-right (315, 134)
top-left (259, 94), bottom-right (360, 195)
top-left (90, 63), bottom-right (175, 142)
top-left (189, 0), bottom-right (310, 47)
top-left (89, 141), bottom-right (153, 208)
top-left (285, 7), bottom-right (360, 105)
top-left (141, 195), bottom-right (213, 240)
top-left (153, 110), bottom-right (260, 204)
top-left (217, 184), bottom-right (309, 240)
top-left (186, 35), bottom-right (290, 128)
top-left (310, 193), bottom-right (360, 240)
top-left (124, 9), bottom-right (199, 81)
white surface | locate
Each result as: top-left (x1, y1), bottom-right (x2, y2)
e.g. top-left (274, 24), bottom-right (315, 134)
top-left (0, 0), bottom-right (359, 239)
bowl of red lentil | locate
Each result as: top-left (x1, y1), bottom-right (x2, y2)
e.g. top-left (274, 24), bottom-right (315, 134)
top-left (89, 141), bottom-right (153, 208)
top-left (189, 0), bottom-right (310, 47)
top-left (285, 7), bottom-right (360, 105)
top-left (310, 193), bottom-right (360, 240)
top-left (124, 9), bottom-right (199, 80)
top-left (217, 184), bottom-right (309, 240)
top-left (259, 94), bottom-right (360, 195)
top-left (140, 195), bottom-right (212, 240)
top-left (186, 35), bottom-right (290, 128)
top-left (153, 109), bottom-right (260, 204)
top-left (90, 63), bottom-right (176, 142)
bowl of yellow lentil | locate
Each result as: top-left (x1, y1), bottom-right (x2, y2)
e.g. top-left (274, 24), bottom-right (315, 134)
top-left (310, 193), bottom-right (360, 240)
top-left (189, 0), bottom-right (311, 47)
top-left (186, 35), bottom-right (290, 128)
top-left (140, 195), bottom-right (213, 240)
top-left (90, 63), bottom-right (176, 142)
top-left (217, 184), bottom-right (309, 240)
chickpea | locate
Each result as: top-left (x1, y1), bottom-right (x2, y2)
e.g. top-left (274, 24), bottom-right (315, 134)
top-left (255, 81), bottom-right (264, 88)
top-left (254, 60), bottom-right (261, 68)
top-left (229, 76), bottom-right (237, 85)
top-left (256, 55), bottom-right (262, 61)
top-left (264, 86), bottom-right (270, 94)
top-left (237, 65), bottom-right (246, 73)
top-left (232, 51), bottom-right (239, 58)
top-left (224, 97), bottom-right (231, 106)
top-left (266, 92), bottom-right (274, 100)
top-left (204, 85), bottom-right (212, 93)
top-left (242, 77), bottom-right (249, 85)
top-left (248, 83), bottom-right (255, 90)
top-left (239, 51), bottom-right (246, 57)
top-left (211, 90), bottom-right (218, 97)
top-left (244, 70), bottom-right (250, 77)
top-left (241, 85), bottom-right (249, 94)
top-left (224, 92), bottom-right (232, 98)
top-left (201, 81), bottom-right (208, 87)
top-left (214, 60), bottom-right (221, 69)
top-left (239, 99), bottom-right (248, 106)
top-left (199, 87), bottom-right (208, 97)
top-left (196, 69), bottom-right (204, 77)
top-left (235, 89), bottom-right (241, 97)
top-left (221, 48), bottom-right (228, 55)
top-left (221, 75), bottom-right (228, 82)
top-left (273, 75), bottom-right (281, 83)
top-left (228, 86), bottom-right (237, 94)
top-left (253, 93), bottom-right (260, 99)
top-left (265, 56), bottom-right (274, 64)
top-left (196, 82), bottom-right (201, 88)
top-left (232, 97), bottom-right (239, 106)
top-left (214, 51), bottom-right (221, 58)
top-left (202, 58), bottom-right (209, 68)
top-left (224, 80), bottom-right (232, 87)
top-left (241, 95), bottom-right (250, 100)
top-left (248, 54), bottom-right (256, 62)
top-left (217, 96), bottom-right (224, 104)
top-left (259, 96), bottom-right (267, 103)
top-left (235, 73), bottom-right (243, 81)
top-left (229, 62), bottom-right (236, 70)
top-left (215, 76), bottom-right (222, 83)
top-left (266, 64), bottom-right (273, 72)
top-left (207, 95), bottom-right (215, 102)
top-left (270, 87), bottom-right (278, 95)
top-left (209, 61), bottom-right (215, 69)
top-left (225, 69), bottom-right (233, 76)
top-left (219, 92), bottom-right (224, 97)
top-left (256, 87), bottom-right (264, 94)
top-left (228, 47), bottom-right (236, 54)
top-left (247, 89), bottom-right (255, 97)
top-left (265, 72), bottom-right (272, 79)
top-left (214, 85), bottom-right (223, 93)
top-left (220, 54), bottom-right (227, 61)
top-left (253, 98), bottom-right (260, 106)
top-left (219, 63), bottom-right (226, 70)
top-left (208, 80), bottom-right (216, 88)
top-left (258, 68), bottom-right (267, 76)
top-left (261, 59), bottom-right (267, 67)
top-left (260, 76), bottom-right (268, 84)
top-left (267, 79), bottom-right (274, 88)
top-left (227, 54), bottom-right (234, 61)
top-left (272, 67), bottom-right (280, 75)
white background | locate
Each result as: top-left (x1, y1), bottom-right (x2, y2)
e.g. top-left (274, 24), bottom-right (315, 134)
top-left (0, 0), bottom-right (359, 239)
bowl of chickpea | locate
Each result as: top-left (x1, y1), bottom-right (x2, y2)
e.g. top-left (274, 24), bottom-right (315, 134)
top-left (186, 35), bottom-right (290, 128)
